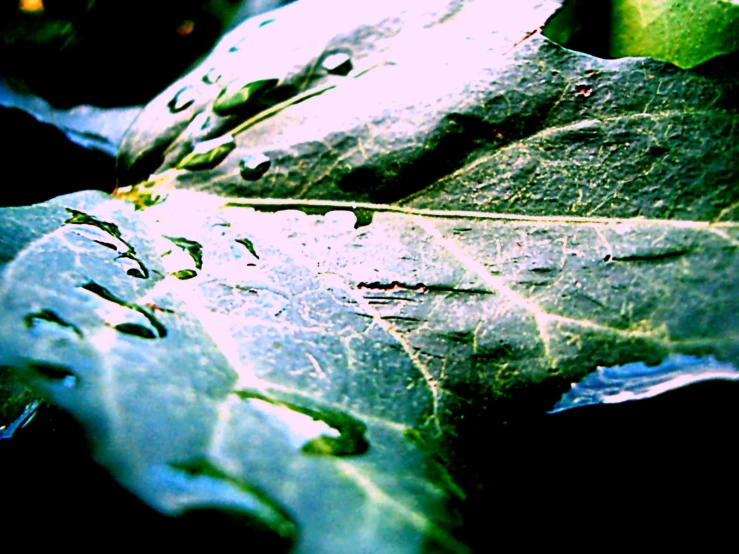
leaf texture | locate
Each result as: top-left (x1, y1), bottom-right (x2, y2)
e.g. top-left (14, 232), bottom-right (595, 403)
top-left (0, 189), bottom-right (737, 550)
top-left (116, 0), bottom-right (738, 222)
top-left (2, 0), bottom-right (739, 550)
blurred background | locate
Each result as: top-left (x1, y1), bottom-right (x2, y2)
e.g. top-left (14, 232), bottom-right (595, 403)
top-left (0, 0), bottom-right (293, 205)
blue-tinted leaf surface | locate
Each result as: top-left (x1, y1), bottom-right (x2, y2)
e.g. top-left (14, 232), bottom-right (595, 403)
top-left (1, 187), bottom-right (737, 550)
top-left (2, 0), bottom-right (739, 550)
top-left (0, 190), bottom-right (469, 553)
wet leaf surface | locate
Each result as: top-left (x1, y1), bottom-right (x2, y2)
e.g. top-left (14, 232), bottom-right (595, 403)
top-left (2, 0), bottom-right (738, 551)
top-left (117, 0), bottom-right (738, 225)
top-left (0, 185), bottom-right (737, 550)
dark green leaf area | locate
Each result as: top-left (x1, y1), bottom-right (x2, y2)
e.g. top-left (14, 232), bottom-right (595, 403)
top-left (119, 1), bottom-right (737, 223)
top-left (400, 40), bottom-right (739, 221)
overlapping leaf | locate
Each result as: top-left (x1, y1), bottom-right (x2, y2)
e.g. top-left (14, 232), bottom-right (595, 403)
top-left (117, 0), bottom-right (738, 223)
top-left (542, 0), bottom-right (739, 69)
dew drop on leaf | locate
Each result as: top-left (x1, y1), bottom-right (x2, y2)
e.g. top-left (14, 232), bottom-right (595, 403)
top-left (239, 153), bottom-right (271, 180)
top-left (170, 269), bottom-right (198, 280)
top-left (237, 390), bottom-right (369, 456)
top-left (163, 236), bottom-right (203, 269)
top-left (322, 51), bottom-right (353, 76)
top-left (213, 78), bottom-right (279, 114)
top-left (167, 86), bottom-right (197, 113)
top-left (178, 135), bottom-right (236, 170)
top-left (184, 113), bottom-right (214, 141)
top-left (114, 323), bottom-right (157, 339)
top-left (228, 37), bottom-right (246, 53)
top-left (235, 237), bottom-right (260, 259)
top-left (30, 363), bottom-right (78, 389)
top-left (202, 67), bottom-right (222, 85)
top-left (24, 309), bottom-right (83, 339)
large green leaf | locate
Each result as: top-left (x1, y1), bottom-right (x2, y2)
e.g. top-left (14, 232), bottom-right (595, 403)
top-left (2, 0), bottom-right (738, 550)
top-left (0, 186), bottom-right (737, 549)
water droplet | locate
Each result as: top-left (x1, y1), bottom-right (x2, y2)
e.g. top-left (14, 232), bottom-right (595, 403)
top-left (213, 78), bottom-right (278, 114)
top-left (228, 37), bottom-right (246, 52)
top-left (65, 209), bottom-right (149, 279)
top-left (322, 52), bottom-right (352, 76)
top-left (114, 323), bottom-right (157, 339)
top-left (117, 252), bottom-right (149, 279)
top-left (177, 134), bottom-right (236, 170)
top-left (163, 236), bottom-right (203, 269)
top-left (184, 113), bottom-right (217, 143)
top-left (81, 281), bottom-right (167, 338)
top-left (171, 269), bottom-right (198, 280)
top-left (30, 363), bottom-right (78, 389)
top-left (259, 18), bottom-right (275, 28)
top-left (168, 86), bottom-right (197, 113)
top-left (574, 82), bottom-right (593, 98)
top-left (203, 67), bottom-right (222, 85)
top-left (236, 390), bottom-right (369, 456)
top-left (353, 209), bottom-right (374, 228)
top-left (239, 153), bottom-right (271, 180)
top-left (24, 310), bottom-right (83, 338)
top-left (64, 209), bottom-right (122, 239)
top-left (235, 237), bottom-right (260, 259)
top-left (126, 267), bottom-right (147, 279)
top-left (190, 113), bottom-right (211, 133)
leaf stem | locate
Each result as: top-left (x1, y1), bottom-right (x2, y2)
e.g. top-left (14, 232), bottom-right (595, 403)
top-left (223, 198), bottom-right (737, 228)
